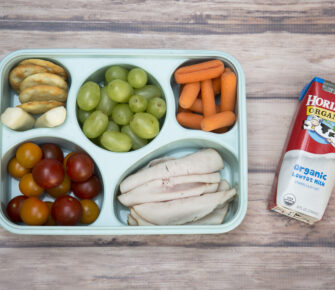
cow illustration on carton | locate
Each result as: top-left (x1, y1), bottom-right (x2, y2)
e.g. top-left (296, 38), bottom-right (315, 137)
top-left (303, 116), bottom-right (335, 147)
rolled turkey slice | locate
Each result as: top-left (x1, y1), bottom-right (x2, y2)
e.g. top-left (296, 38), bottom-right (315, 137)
top-left (130, 208), bottom-right (155, 226)
top-left (120, 149), bottom-right (224, 193)
top-left (118, 182), bottom-right (219, 207)
top-left (133, 188), bottom-right (236, 225)
top-left (128, 215), bottom-right (137, 226)
top-left (186, 205), bottom-right (229, 225)
top-left (218, 179), bottom-right (231, 191)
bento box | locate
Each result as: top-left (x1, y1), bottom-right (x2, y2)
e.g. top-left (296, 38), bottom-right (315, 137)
top-left (0, 49), bottom-right (247, 235)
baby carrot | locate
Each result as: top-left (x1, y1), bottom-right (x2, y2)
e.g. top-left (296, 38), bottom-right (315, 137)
top-left (189, 98), bottom-right (220, 114)
top-left (179, 82), bottom-right (200, 109)
top-left (201, 111), bottom-right (236, 132)
top-left (177, 112), bottom-right (203, 129)
top-left (201, 79), bottom-right (216, 117)
top-left (213, 127), bottom-right (229, 134)
top-left (212, 76), bottom-right (221, 95)
top-left (189, 98), bottom-right (203, 113)
top-left (220, 70), bottom-right (237, 112)
top-left (178, 105), bottom-right (191, 113)
top-left (174, 60), bottom-right (224, 84)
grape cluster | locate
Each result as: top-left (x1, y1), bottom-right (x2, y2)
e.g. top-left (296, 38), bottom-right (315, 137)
top-left (77, 66), bottom-right (166, 152)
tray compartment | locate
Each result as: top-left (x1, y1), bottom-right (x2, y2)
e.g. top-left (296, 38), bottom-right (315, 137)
top-left (74, 63), bottom-right (167, 151)
top-left (0, 56), bottom-right (71, 130)
top-left (114, 137), bottom-right (240, 225)
top-left (0, 136), bottom-right (104, 227)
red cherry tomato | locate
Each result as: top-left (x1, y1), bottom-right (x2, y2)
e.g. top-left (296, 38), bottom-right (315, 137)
top-left (32, 159), bottom-right (65, 189)
top-left (52, 195), bottom-right (82, 225)
top-left (72, 175), bottom-right (101, 199)
top-left (66, 153), bottom-right (94, 182)
top-left (41, 143), bottom-right (64, 163)
top-left (6, 195), bottom-right (28, 222)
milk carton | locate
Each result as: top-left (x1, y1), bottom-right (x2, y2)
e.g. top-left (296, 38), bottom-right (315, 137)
top-left (269, 78), bottom-right (335, 224)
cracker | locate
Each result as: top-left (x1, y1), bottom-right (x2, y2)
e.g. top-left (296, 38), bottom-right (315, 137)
top-left (19, 85), bottom-right (68, 103)
top-left (17, 101), bottom-right (64, 114)
top-left (20, 72), bottom-right (68, 92)
top-left (9, 64), bottom-right (47, 93)
top-left (19, 59), bottom-right (67, 80)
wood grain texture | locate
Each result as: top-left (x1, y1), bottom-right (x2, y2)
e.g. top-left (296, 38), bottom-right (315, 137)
top-left (0, 31), bottom-right (334, 99)
top-left (0, 247), bottom-right (335, 290)
top-left (1, 0), bottom-right (335, 289)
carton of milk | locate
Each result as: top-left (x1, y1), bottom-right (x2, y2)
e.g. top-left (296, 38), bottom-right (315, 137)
top-left (269, 77), bottom-right (335, 224)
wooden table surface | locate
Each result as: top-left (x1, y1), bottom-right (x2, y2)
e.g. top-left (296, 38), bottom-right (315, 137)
top-left (1, 1), bottom-right (335, 289)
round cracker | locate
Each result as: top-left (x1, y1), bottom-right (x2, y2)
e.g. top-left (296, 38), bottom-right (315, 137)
top-left (20, 72), bottom-right (68, 92)
top-left (17, 101), bottom-right (64, 114)
top-left (19, 59), bottom-right (67, 80)
top-left (9, 64), bottom-right (47, 93)
top-left (19, 85), bottom-right (68, 103)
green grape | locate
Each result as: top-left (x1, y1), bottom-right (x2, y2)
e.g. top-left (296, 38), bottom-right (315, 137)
top-left (121, 125), bottom-right (148, 150)
top-left (107, 79), bottom-right (133, 103)
top-left (127, 68), bottom-right (148, 89)
top-left (106, 120), bottom-right (120, 132)
top-left (105, 66), bottom-right (128, 83)
top-left (147, 97), bottom-right (167, 119)
top-left (130, 113), bottom-right (159, 139)
top-left (83, 110), bottom-right (108, 139)
top-left (111, 104), bottom-right (133, 125)
top-left (77, 81), bottom-right (101, 111)
top-left (134, 85), bottom-right (162, 100)
top-left (77, 108), bottom-right (92, 124)
top-left (96, 86), bottom-right (117, 116)
top-left (100, 131), bottom-right (132, 152)
top-left (129, 94), bottom-right (148, 113)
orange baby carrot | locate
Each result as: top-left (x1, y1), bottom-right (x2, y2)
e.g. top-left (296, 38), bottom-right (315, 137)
top-left (220, 69), bottom-right (237, 112)
top-left (174, 60), bottom-right (224, 84)
top-left (189, 98), bottom-right (203, 113)
top-left (189, 98), bottom-right (220, 114)
top-left (179, 82), bottom-right (200, 109)
top-left (178, 105), bottom-right (191, 113)
top-left (201, 79), bottom-right (216, 117)
top-left (213, 127), bottom-right (229, 134)
top-left (212, 77), bottom-right (221, 95)
top-left (201, 111), bottom-right (236, 132)
top-left (177, 112), bottom-right (203, 129)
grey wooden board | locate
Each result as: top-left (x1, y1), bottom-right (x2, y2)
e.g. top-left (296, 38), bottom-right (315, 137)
top-left (1, 0), bottom-right (335, 289)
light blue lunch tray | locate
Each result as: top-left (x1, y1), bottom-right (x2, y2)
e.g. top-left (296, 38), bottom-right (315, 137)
top-left (0, 49), bottom-right (247, 235)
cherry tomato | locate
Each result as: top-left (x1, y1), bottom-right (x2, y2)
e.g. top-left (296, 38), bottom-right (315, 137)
top-left (46, 174), bottom-right (71, 198)
top-left (32, 159), bottom-right (65, 189)
top-left (19, 173), bottom-right (44, 197)
top-left (66, 153), bottom-right (94, 182)
top-left (52, 195), bottom-right (82, 225)
top-left (80, 199), bottom-right (100, 224)
top-left (20, 197), bottom-right (49, 225)
top-left (16, 142), bottom-right (42, 169)
top-left (63, 152), bottom-right (76, 168)
top-left (72, 175), bottom-right (101, 199)
top-left (6, 195), bottom-right (28, 222)
top-left (7, 157), bottom-right (31, 179)
top-left (41, 143), bottom-right (64, 163)
top-left (44, 201), bottom-right (56, 226)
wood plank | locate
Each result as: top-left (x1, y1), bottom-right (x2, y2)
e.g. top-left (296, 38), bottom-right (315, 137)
top-left (0, 246), bottom-right (334, 289)
top-left (0, 31), bottom-right (334, 99)
top-left (0, 172), bottom-right (334, 248)
top-left (1, 0), bottom-right (335, 34)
